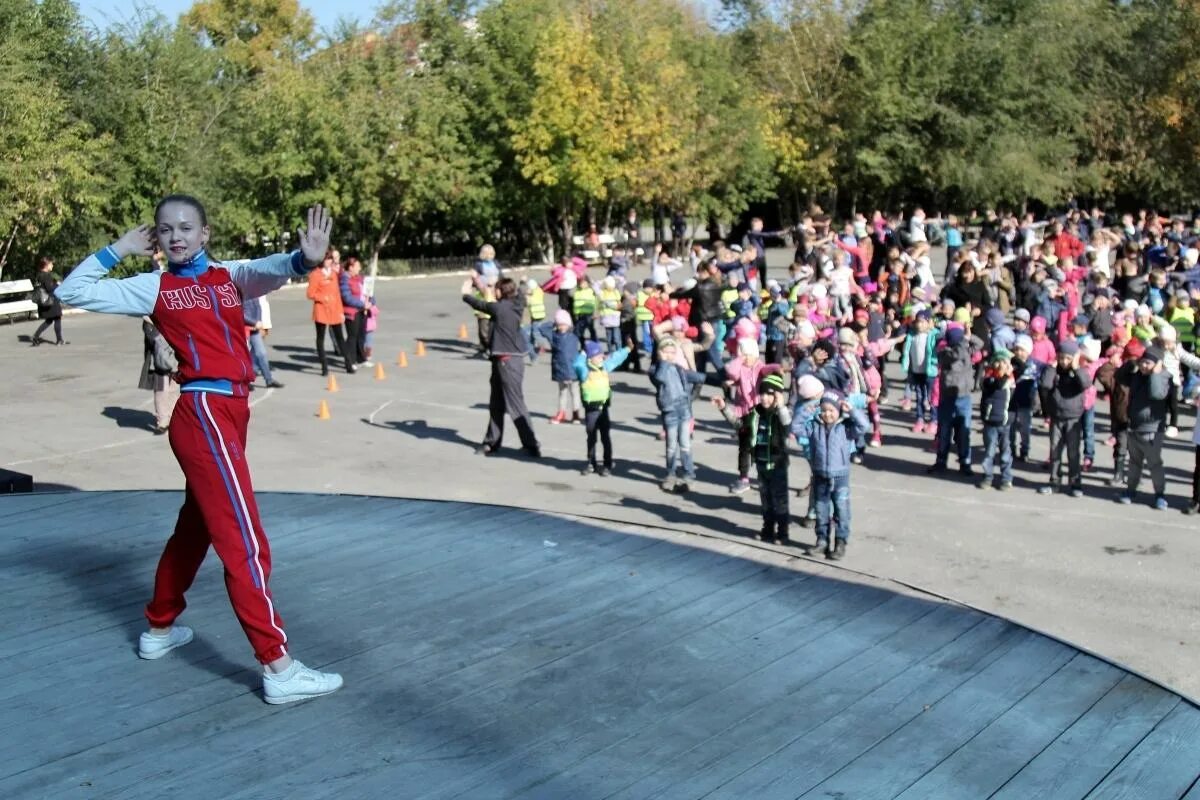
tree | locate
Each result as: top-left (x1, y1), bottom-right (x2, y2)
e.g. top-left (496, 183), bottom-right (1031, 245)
top-left (182, 0), bottom-right (315, 73)
top-left (0, 0), bottom-right (107, 278)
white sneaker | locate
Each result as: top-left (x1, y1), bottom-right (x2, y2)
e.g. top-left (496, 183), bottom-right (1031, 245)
top-left (262, 659), bottom-right (344, 705)
top-left (1166, 426), bottom-right (1179, 439)
top-left (138, 626), bottom-right (194, 660)
top-left (360, 360), bottom-right (374, 368)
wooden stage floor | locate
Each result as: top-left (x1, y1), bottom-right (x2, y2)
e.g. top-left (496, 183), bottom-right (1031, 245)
top-left (2, 491), bottom-right (1199, 799)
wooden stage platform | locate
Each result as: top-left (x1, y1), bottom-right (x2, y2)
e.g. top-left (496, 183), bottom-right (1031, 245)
top-left (2, 491), bottom-right (1199, 799)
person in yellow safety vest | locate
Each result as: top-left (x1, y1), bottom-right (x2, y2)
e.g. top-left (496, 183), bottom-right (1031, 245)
top-left (635, 277), bottom-right (656, 356)
top-left (757, 288), bottom-right (773, 323)
top-left (472, 279), bottom-right (494, 356)
top-left (720, 285), bottom-right (739, 322)
top-left (1168, 291), bottom-right (1196, 353)
top-left (598, 275), bottom-right (623, 352)
top-left (574, 340), bottom-right (630, 476)
top-left (573, 274), bottom-right (598, 343)
top-left (524, 278), bottom-right (553, 364)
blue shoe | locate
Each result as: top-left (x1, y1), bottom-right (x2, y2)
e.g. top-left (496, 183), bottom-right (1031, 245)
top-left (1154, 495), bottom-right (1168, 511)
top-left (1037, 485), bottom-right (1053, 495)
top-left (1117, 493), bottom-right (1133, 505)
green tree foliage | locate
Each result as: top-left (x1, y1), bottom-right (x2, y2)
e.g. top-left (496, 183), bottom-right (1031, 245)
top-left (7, 0), bottom-right (1200, 276)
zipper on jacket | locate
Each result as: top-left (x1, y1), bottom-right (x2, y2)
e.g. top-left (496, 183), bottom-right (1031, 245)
top-left (186, 332), bottom-right (201, 371)
top-left (205, 284), bottom-right (249, 381)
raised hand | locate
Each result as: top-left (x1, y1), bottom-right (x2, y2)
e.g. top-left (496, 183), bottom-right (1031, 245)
top-left (113, 225), bottom-right (155, 259)
top-left (299, 204), bottom-right (333, 266)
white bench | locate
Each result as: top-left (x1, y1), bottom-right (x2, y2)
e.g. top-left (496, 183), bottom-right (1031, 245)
top-left (0, 279), bottom-right (37, 324)
top-left (570, 234), bottom-right (643, 262)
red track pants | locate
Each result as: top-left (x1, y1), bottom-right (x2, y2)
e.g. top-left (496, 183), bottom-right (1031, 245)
top-left (145, 391), bottom-right (288, 664)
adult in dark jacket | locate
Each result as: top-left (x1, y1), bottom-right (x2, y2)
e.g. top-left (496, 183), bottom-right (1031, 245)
top-left (670, 262), bottom-right (726, 371)
top-left (1117, 346), bottom-right (1170, 508)
top-left (339, 257), bottom-right (370, 366)
top-left (31, 256), bottom-right (65, 346)
top-left (1038, 340), bottom-right (1087, 495)
top-left (929, 326), bottom-right (980, 474)
top-left (942, 262), bottom-right (993, 341)
top-left (462, 276), bottom-right (541, 457)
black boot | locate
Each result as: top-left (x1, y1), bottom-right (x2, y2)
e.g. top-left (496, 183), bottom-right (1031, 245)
top-left (1107, 455), bottom-right (1127, 487)
top-left (757, 520), bottom-right (776, 543)
top-left (776, 524), bottom-right (791, 546)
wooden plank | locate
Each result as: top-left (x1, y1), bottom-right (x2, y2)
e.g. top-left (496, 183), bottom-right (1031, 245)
top-left (893, 653), bottom-right (1124, 798)
top-left (608, 604), bottom-right (988, 800)
top-left (272, 547), bottom-right (809, 800)
top-left (0, 491), bottom-right (98, 520)
top-left (794, 635), bottom-right (1074, 800)
top-left (0, 508), bottom-right (573, 771)
top-left (704, 617), bottom-right (1023, 799)
top-left (1084, 702), bottom-right (1200, 800)
top-left (7, 511), bottom-right (674, 796)
top-left (113, 537), bottom-right (764, 800)
top-left (990, 674), bottom-right (1182, 800)
top-left (494, 592), bottom-right (930, 800)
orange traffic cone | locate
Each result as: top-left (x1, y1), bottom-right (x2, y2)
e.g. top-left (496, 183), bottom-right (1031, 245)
top-left (316, 400), bottom-right (331, 420)
top-left (458, 323), bottom-right (469, 340)
top-left (326, 374), bottom-right (339, 392)
top-left (374, 362), bottom-right (386, 380)
top-left (397, 351), bottom-right (408, 368)
top-left (416, 340), bottom-right (426, 357)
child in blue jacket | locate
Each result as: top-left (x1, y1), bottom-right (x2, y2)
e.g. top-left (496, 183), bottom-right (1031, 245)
top-left (796, 389), bottom-right (857, 560)
top-left (549, 310), bottom-right (582, 424)
top-left (650, 337), bottom-right (707, 492)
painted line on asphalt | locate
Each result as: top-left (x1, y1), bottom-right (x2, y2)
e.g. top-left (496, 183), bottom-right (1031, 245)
top-left (367, 399), bottom-right (394, 425)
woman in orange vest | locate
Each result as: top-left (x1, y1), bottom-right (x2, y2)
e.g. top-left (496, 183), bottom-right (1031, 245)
top-left (307, 252), bottom-right (356, 375)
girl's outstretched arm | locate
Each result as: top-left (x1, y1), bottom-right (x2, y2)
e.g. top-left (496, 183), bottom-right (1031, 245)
top-left (226, 205), bottom-right (332, 299)
top-left (56, 226), bottom-right (160, 316)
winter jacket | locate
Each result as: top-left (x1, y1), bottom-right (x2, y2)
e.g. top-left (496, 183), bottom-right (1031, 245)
top-left (721, 402), bottom-right (792, 471)
top-left (1041, 365), bottom-right (1087, 421)
top-left (1010, 357), bottom-right (1042, 410)
top-left (339, 270), bottom-right (367, 319)
top-left (1097, 361), bottom-right (1131, 430)
top-left (938, 339), bottom-right (977, 399)
top-left (901, 329), bottom-right (939, 377)
top-left (799, 416), bottom-right (856, 478)
top-left (650, 360), bottom-right (706, 422)
top-left (463, 291), bottom-right (528, 357)
top-left (670, 278), bottom-right (724, 325)
top-left (723, 357), bottom-right (782, 417)
top-left (980, 376), bottom-right (1013, 426)
top-left (550, 330), bottom-right (581, 382)
top-left (1121, 367), bottom-right (1170, 434)
top-left (1089, 308), bottom-right (1115, 342)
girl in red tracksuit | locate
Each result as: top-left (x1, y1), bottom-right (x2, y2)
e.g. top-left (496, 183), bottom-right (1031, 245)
top-left (56, 195), bottom-right (343, 705)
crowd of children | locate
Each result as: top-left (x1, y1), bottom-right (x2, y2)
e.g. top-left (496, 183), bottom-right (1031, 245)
top-left (474, 209), bottom-right (1200, 560)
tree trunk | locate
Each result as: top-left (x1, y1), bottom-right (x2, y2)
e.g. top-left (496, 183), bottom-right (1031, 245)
top-left (0, 226), bottom-right (16, 282)
top-left (368, 210), bottom-right (401, 279)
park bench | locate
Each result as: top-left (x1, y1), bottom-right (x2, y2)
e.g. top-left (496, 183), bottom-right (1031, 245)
top-left (571, 233), bottom-right (643, 264)
top-left (0, 279), bottom-right (38, 324)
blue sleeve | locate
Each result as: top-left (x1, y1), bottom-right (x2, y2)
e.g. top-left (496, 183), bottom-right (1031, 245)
top-left (573, 352), bottom-right (588, 381)
top-left (224, 251), bottom-right (308, 300)
top-left (55, 246), bottom-right (160, 316)
top-left (603, 347), bottom-right (630, 371)
top-left (338, 271), bottom-right (365, 309)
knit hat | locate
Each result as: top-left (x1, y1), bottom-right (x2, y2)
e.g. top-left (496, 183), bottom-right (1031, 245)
top-left (1122, 298), bottom-right (1139, 313)
top-left (953, 308), bottom-right (971, 324)
top-left (794, 320), bottom-right (816, 341)
top-left (554, 309), bottom-right (571, 327)
top-left (1013, 334), bottom-right (1033, 353)
top-left (819, 389), bottom-right (844, 408)
top-left (602, 276), bottom-right (616, 289)
top-left (991, 348), bottom-right (1012, 363)
top-left (1137, 304), bottom-right (1152, 318)
top-left (758, 373), bottom-right (786, 394)
top-left (642, 278), bottom-right (654, 290)
top-left (809, 284), bottom-right (828, 300)
top-left (527, 278), bottom-right (539, 290)
top-left (985, 307), bottom-right (1005, 327)
top-left (738, 338), bottom-right (760, 358)
top-left (1123, 339), bottom-right (1146, 361)
top-left (837, 327), bottom-right (858, 347)
top-left (796, 374), bottom-right (825, 400)
top-left (1072, 313), bottom-right (1089, 327)
top-left (1160, 325), bottom-right (1178, 343)
top-left (1177, 289), bottom-right (1191, 302)
top-left (1030, 316), bottom-right (1047, 334)
top-left (1014, 308), bottom-right (1031, 323)
top-left (1141, 345), bottom-right (1164, 364)
top-left (585, 341), bottom-right (605, 359)
top-left (941, 297), bottom-right (956, 309)
top-left (915, 309), bottom-right (933, 322)
top-left (945, 327), bottom-right (965, 346)
top-left (1058, 339), bottom-right (1079, 356)
top-left (1081, 338), bottom-right (1102, 362)
top-left (737, 282), bottom-right (751, 293)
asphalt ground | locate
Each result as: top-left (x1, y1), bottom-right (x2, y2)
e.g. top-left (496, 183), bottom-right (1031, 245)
top-left (4, 249), bottom-right (1199, 699)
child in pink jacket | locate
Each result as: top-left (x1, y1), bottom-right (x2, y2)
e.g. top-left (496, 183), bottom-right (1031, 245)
top-left (724, 338), bottom-right (782, 494)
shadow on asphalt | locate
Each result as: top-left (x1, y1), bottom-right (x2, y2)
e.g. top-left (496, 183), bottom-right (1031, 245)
top-left (101, 406), bottom-right (156, 431)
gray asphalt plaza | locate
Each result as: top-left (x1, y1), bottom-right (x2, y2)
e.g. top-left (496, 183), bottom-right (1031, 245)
top-left (4, 246), bottom-right (1199, 706)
